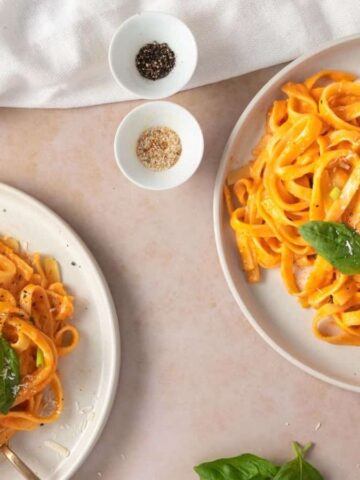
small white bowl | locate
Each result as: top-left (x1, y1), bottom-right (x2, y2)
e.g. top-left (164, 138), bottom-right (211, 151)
top-left (109, 12), bottom-right (198, 99)
top-left (114, 101), bottom-right (204, 190)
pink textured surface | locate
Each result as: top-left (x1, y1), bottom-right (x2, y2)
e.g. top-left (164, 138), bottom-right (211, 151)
top-left (0, 66), bottom-right (359, 479)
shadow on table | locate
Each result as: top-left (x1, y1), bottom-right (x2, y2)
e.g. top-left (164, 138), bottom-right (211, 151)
top-left (70, 228), bottom-right (147, 479)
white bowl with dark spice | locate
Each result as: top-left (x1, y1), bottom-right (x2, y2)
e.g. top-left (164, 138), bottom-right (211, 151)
top-left (108, 12), bottom-right (198, 99)
top-left (114, 101), bottom-right (204, 190)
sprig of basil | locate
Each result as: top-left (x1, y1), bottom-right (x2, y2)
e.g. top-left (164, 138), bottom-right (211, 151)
top-left (299, 221), bottom-right (360, 275)
top-left (194, 442), bottom-right (324, 480)
top-left (0, 337), bottom-right (20, 414)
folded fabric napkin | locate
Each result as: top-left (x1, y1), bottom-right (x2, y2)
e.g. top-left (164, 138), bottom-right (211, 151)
top-left (0, 0), bottom-right (359, 108)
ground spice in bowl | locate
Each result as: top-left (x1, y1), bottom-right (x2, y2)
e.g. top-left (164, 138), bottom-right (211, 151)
top-left (135, 42), bottom-right (176, 81)
top-left (136, 126), bottom-right (182, 171)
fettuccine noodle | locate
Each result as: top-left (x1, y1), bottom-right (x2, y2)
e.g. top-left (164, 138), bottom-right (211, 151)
top-left (225, 70), bottom-right (360, 346)
top-left (0, 238), bottom-right (79, 445)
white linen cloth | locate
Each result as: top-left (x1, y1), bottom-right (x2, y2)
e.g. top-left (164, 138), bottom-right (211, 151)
top-left (0, 0), bottom-right (359, 108)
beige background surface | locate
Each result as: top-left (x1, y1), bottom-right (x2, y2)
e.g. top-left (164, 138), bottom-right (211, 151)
top-left (1, 65), bottom-right (360, 479)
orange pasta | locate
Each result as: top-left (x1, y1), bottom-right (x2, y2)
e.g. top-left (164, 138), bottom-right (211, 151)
top-left (0, 238), bottom-right (78, 446)
top-left (225, 70), bottom-right (360, 346)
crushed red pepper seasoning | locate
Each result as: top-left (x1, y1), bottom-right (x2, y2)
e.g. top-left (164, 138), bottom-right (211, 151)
top-left (136, 126), bottom-right (182, 171)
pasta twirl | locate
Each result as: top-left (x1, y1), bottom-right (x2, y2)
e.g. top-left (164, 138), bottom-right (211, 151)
top-left (225, 70), bottom-right (360, 346)
top-left (0, 238), bottom-right (78, 445)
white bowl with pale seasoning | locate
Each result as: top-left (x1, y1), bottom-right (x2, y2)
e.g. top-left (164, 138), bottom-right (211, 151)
top-left (108, 12), bottom-right (198, 99)
top-left (114, 101), bottom-right (204, 190)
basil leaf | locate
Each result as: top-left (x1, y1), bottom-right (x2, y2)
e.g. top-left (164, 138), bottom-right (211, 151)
top-left (0, 337), bottom-right (20, 414)
top-left (273, 443), bottom-right (323, 480)
top-left (194, 453), bottom-right (279, 480)
top-left (299, 221), bottom-right (360, 274)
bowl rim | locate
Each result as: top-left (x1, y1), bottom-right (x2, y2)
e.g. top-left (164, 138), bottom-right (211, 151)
top-left (108, 11), bottom-right (198, 100)
top-left (113, 100), bottom-right (204, 190)
top-left (213, 32), bottom-right (360, 393)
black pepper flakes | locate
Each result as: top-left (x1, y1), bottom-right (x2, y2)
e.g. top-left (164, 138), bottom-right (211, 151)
top-left (135, 41), bottom-right (175, 81)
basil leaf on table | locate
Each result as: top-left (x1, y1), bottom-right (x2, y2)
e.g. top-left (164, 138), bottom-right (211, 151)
top-left (0, 337), bottom-right (20, 414)
top-left (194, 453), bottom-right (279, 480)
top-left (194, 442), bottom-right (325, 480)
top-left (299, 221), bottom-right (360, 274)
top-left (273, 442), bottom-right (323, 480)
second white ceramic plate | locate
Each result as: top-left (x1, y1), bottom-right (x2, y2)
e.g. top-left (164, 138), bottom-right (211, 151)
top-left (214, 34), bottom-right (360, 392)
top-left (0, 184), bottom-right (120, 479)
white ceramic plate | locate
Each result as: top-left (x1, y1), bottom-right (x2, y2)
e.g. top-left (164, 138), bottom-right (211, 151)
top-left (214, 34), bottom-right (360, 393)
top-left (0, 184), bottom-right (120, 478)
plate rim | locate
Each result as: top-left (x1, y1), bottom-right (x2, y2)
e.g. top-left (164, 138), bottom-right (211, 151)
top-left (213, 33), bottom-right (360, 393)
top-left (0, 182), bottom-right (121, 477)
